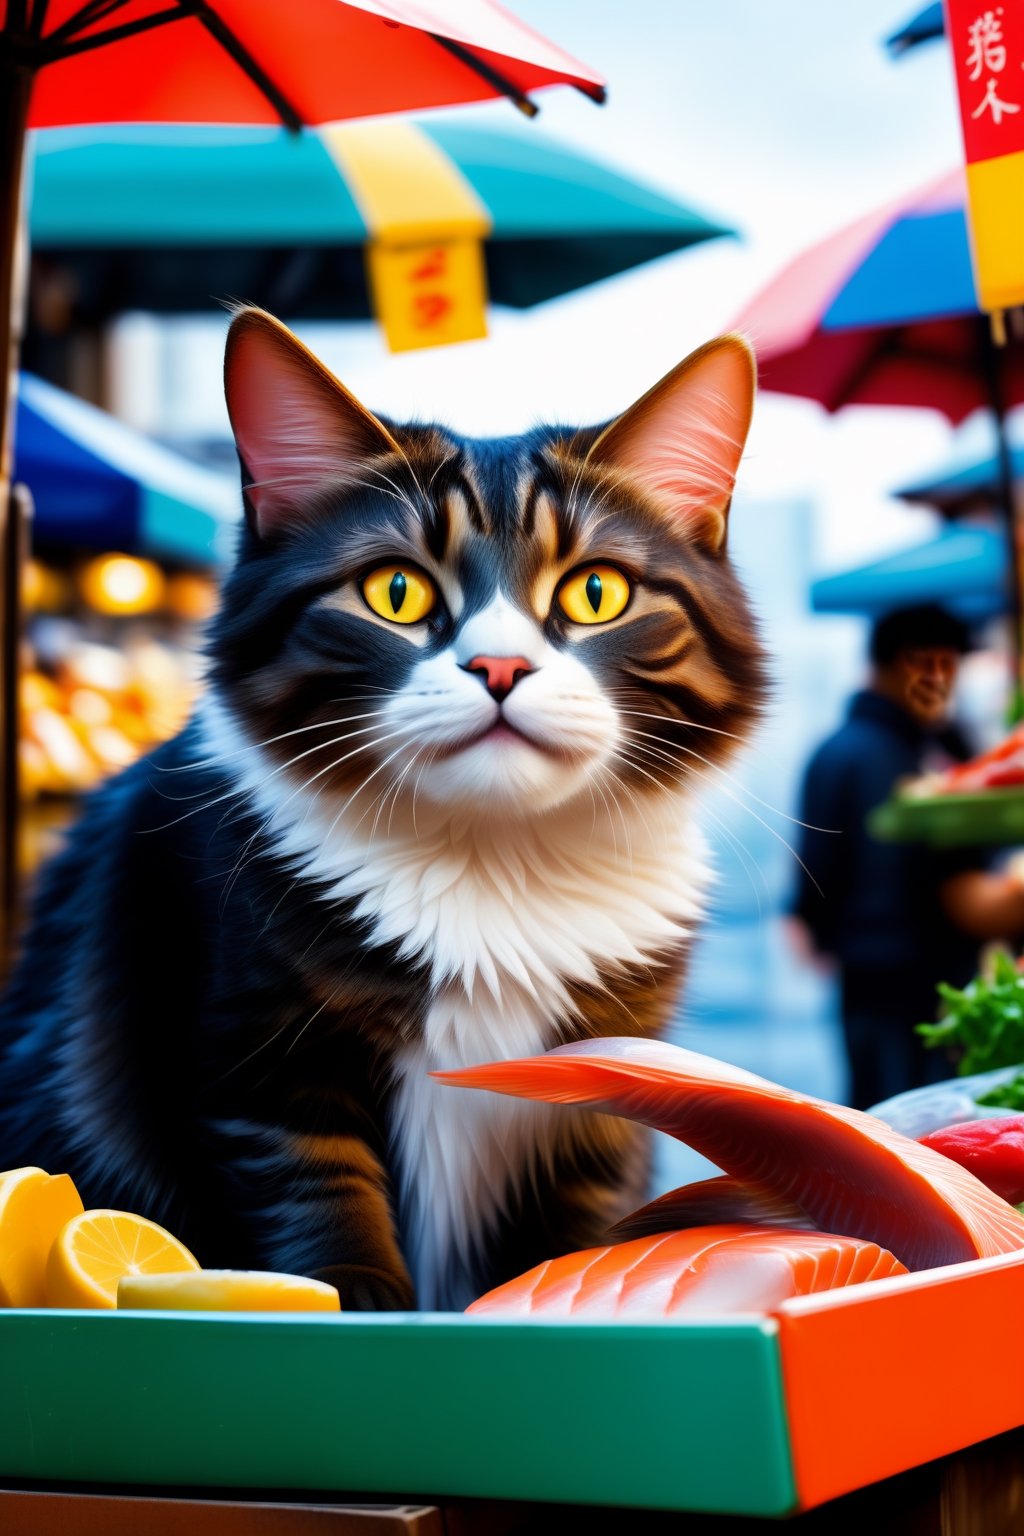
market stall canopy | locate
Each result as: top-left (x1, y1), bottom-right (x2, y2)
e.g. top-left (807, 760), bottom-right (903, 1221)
top-left (734, 170), bottom-right (1023, 424)
top-left (811, 526), bottom-right (1009, 623)
top-left (20, 2), bottom-right (606, 130)
top-left (27, 121), bottom-right (730, 316)
top-left (15, 375), bottom-right (237, 567)
top-left (896, 427), bottom-right (1024, 516)
top-left (885, 3), bottom-right (945, 57)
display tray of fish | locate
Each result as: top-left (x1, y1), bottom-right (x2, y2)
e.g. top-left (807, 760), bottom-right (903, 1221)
top-left (4, 1039), bottom-right (1024, 1518)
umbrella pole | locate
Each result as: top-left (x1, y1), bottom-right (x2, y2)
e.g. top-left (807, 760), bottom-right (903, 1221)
top-left (980, 318), bottom-right (1024, 719)
top-left (0, 55), bottom-right (33, 972)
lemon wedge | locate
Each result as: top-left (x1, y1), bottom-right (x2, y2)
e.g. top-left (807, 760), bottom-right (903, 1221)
top-left (117, 1269), bottom-right (341, 1312)
top-left (46, 1209), bottom-right (200, 1309)
top-left (0, 1167), bottom-right (85, 1307)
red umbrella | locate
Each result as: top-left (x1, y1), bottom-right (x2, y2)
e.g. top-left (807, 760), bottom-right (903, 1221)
top-left (0, 0), bottom-right (606, 956)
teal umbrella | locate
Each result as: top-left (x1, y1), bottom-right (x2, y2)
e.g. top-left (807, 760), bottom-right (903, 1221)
top-left (27, 121), bottom-right (734, 319)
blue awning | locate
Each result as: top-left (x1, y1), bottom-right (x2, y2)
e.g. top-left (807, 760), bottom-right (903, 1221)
top-left (811, 526), bottom-right (1009, 623)
top-left (15, 375), bottom-right (238, 565)
top-left (895, 433), bottom-right (1024, 516)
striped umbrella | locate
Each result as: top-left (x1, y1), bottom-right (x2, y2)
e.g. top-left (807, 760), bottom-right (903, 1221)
top-left (732, 169), bottom-right (1019, 423)
top-left (734, 167), bottom-right (1024, 699)
top-left (27, 120), bottom-right (732, 340)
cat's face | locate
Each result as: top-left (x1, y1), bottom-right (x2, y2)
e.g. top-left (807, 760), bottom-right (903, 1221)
top-left (211, 311), bottom-right (766, 824)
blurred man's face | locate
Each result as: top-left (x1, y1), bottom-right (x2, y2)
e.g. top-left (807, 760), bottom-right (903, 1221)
top-left (895, 646), bottom-right (961, 727)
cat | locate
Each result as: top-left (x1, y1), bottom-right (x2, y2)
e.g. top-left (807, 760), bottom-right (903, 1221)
top-left (0, 309), bottom-right (766, 1311)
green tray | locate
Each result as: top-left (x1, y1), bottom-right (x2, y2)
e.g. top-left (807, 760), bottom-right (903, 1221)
top-left (0, 1311), bottom-right (794, 1517)
top-left (869, 787), bottom-right (1024, 848)
top-left (6, 1257), bottom-right (1024, 1517)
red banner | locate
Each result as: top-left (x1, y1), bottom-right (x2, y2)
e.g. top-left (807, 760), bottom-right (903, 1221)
top-left (945, 1), bottom-right (1024, 162)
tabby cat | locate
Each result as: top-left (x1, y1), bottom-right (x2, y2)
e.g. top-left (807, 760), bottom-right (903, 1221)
top-left (0, 310), bottom-right (766, 1310)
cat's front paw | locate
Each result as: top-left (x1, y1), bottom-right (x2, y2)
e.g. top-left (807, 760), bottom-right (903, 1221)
top-left (312, 1263), bottom-right (416, 1312)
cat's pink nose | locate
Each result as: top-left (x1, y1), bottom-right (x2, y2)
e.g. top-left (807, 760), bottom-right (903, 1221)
top-left (463, 655), bottom-right (535, 704)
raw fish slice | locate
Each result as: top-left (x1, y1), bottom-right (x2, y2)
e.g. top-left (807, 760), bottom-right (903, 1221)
top-left (467, 1226), bottom-right (907, 1318)
top-left (609, 1175), bottom-right (813, 1240)
top-left (437, 1038), bottom-right (1024, 1271)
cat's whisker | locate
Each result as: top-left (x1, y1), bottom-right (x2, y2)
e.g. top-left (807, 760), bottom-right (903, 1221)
top-left (590, 762), bottom-right (638, 863)
top-left (697, 796), bottom-right (771, 920)
top-left (615, 711), bottom-right (832, 834)
top-left (373, 753), bottom-right (417, 839)
top-left (384, 744), bottom-right (429, 841)
top-left (410, 745), bottom-right (442, 838)
top-left (669, 746), bottom-right (825, 899)
top-left (363, 741), bottom-right (423, 845)
top-left (611, 702), bottom-right (749, 750)
top-left (282, 981), bottom-right (346, 1059)
top-left (155, 710), bottom-right (396, 776)
top-left (213, 722), bottom-right (419, 910)
top-left (143, 777), bottom-right (249, 828)
top-left (144, 717), bottom-right (408, 832)
top-left (425, 448), bottom-right (458, 496)
top-left (615, 733), bottom-right (769, 915)
top-left (630, 723), bottom-right (837, 838)
top-left (615, 726), bottom-right (688, 781)
top-left (611, 700), bottom-right (796, 779)
top-left (363, 462), bottom-right (428, 521)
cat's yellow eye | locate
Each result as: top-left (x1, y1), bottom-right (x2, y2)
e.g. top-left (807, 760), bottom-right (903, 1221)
top-left (362, 565), bottom-right (437, 625)
top-left (557, 565), bottom-right (631, 626)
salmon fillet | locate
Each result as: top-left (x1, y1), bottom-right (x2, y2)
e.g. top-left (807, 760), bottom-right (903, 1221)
top-left (467, 1226), bottom-right (907, 1317)
top-left (438, 1038), bottom-right (1024, 1271)
top-left (610, 1175), bottom-right (812, 1240)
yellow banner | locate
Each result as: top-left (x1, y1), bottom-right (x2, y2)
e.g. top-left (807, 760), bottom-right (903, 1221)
top-left (324, 122), bottom-right (492, 353)
top-left (965, 148), bottom-right (1024, 314)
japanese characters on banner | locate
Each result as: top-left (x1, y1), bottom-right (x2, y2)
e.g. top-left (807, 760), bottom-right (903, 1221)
top-left (944, 0), bottom-right (1024, 317)
top-left (364, 239), bottom-right (488, 354)
top-left (323, 121), bottom-right (491, 354)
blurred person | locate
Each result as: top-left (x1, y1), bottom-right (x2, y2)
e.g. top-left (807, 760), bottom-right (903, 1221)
top-left (791, 604), bottom-right (1024, 1110)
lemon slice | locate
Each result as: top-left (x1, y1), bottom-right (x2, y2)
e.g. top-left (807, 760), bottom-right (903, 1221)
top-left (117, 1269), bottom-right (341, 1312)
top-left (0, 1167), bottom-right (84, 1307)
top-left (46, 1209), bottom-right (200, 1309)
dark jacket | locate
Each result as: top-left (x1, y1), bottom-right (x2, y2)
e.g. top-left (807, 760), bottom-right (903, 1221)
top-left (793, 690), bottom-right (983, 987)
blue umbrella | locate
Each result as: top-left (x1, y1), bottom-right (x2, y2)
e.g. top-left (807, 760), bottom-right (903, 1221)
top-left (885, 3), bottom-right (945, 57)
top-left (15, 374), bottom-right (237, 567)
top-left (811, 526), bottom-right (1009, 623)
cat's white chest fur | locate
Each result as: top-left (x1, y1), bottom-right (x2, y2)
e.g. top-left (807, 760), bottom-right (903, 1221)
top-left (379, 813), bottom-right (707, 1308)
top-left (201, 696), bottom-right (708, 1308)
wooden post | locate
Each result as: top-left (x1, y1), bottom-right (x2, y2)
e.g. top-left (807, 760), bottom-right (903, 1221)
top-left (1, 483), bottom-right (31, 974)
top-left (0, 53), bottom-right (33, 969)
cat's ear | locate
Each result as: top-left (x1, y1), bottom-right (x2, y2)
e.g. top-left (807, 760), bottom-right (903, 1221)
top-left (224, 307), bottom-right (403, 539)
top-left (586, 335), bottom-right (756, 554)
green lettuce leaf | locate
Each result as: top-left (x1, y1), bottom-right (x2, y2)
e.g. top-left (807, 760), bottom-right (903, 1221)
top-left (917, 949), bottom-right (1024, 1077)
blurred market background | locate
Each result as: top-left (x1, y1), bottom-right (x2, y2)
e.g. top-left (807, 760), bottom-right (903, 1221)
top-left (8, 0), bottom-right (1023, 1187)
